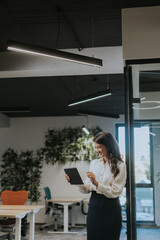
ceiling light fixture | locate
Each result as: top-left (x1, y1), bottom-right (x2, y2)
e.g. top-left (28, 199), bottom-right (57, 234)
top-left (82, 126), bottom-right (90, 135)
top-left (149, 131), bottom-right (156, 137)
top-left (140, 97), bottom-right (146, 101)
top-left (0, 107), bottom-right (31, 112)
top-left (6, 40), bottom-right (103, 67)
top-left (133, 101), bottom-right (160, 110)
top-left (68, 89), bottom-right (111, 107)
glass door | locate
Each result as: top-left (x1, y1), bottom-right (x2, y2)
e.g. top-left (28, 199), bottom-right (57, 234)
top-left (117, 124), bottom-right (154, 222)
top-left (125, 60), bottom-right (160, 240)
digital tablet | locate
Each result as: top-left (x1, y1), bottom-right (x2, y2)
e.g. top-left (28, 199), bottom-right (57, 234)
top-left (64, 168), bottom-right (83, 185)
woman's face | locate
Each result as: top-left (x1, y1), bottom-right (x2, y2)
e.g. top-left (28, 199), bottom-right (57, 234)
top-left (94, 142), bottom-right (108, 158)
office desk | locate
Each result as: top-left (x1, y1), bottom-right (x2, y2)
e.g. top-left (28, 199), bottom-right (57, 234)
top-left (46, 198), bottom-right (83, 233)
top-left (0, 209), bottom-right (31, 240)
top-left (0, 205), bottom-right (44, 240)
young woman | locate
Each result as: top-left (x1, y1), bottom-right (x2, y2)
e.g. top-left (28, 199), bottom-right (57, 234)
top-left (65, 131), bottom-right (126, 240)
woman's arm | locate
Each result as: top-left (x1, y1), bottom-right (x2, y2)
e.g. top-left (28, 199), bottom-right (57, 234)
top-left (65, 170), bottom-right (94, 193)
top-left (78, 160), bottom-right (97, 193)
top-left (96, 162), bottom-right (126, 198)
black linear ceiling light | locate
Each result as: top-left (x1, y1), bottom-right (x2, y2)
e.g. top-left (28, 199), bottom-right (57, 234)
top-left (6, 40), bottom-right (103, 67)
top-left (0, 107), bottom-right (31, 112)
top-left (68, 89), bottom-right (111, 107)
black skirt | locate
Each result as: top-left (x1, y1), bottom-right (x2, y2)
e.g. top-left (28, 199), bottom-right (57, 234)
top-left (87, 191), bottom-right (122, 240)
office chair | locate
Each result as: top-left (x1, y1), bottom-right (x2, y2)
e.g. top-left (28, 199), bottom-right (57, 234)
top-left (40, 187), bottom-right (63, 231)
top-left (0, 190), bottom-right (28, 240)
top-left (120, 195), bottom-right (127, 233)
top-left (81, 198), bottom-right (89, 215)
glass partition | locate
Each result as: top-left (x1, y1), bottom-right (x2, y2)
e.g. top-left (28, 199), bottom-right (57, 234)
top-left (126, 61), bottom-right (160, 240)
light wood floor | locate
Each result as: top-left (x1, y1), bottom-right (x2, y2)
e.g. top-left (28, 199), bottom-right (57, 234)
top-left (35, 226), bottom-right (127, 240)
top-left (34, 225), bottom-right (160, 240)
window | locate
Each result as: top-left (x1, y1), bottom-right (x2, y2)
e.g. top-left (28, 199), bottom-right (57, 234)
top-left (116, 124), bottom-right (154, 222)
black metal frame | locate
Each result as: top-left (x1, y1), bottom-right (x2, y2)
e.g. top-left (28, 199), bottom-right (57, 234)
top-left (124, 65), bottom-right (137, 240)
top-left (116, 122), bottom-right (155, 224)
top-left (125, 58), bottom-right (160, 239)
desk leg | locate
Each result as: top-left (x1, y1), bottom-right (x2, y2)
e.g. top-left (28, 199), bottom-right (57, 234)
top-left (29, 212), bottom-right (35, 240)
top-left (64, 205), bottom-right (69, 233)
top-left (48, 203), bottom-right (78, 234)
top-left (15, 218), bottom-right (21, 240)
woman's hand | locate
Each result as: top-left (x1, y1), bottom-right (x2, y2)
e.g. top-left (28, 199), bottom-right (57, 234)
top-left (87, 171), bottom-right (98, 187)
top-left (65, 174), bottom-right (70, 183)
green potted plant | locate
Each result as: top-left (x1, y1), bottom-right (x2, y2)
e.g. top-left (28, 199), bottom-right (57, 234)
top-left (0, 148), bottom-right (42, 202)
top-left (39, 126), bottom-right (102, 165)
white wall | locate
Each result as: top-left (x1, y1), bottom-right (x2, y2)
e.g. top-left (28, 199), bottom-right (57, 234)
top-left (122, 6), bottom-right (160, 60)
top-left (0, 115), bottom-right (124, 224)
top-left (0, 113), bottom-right (10, 128)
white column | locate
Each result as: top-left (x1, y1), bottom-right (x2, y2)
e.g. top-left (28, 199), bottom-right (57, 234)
top-left (29, 212), bottom-right (35, 240)
top-left (63, 205), bottom-right (69, 233)
top-left (15, 218), bottom-right (21, 240)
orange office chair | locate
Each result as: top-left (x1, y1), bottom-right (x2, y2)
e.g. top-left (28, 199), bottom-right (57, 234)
top-left (0, 190), bottom-right (28, 240)
top-left (1, 190), bottom-right (28, 205)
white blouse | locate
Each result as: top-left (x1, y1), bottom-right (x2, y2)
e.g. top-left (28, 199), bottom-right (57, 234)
top-left (79, 158), bottom-right (126, 198)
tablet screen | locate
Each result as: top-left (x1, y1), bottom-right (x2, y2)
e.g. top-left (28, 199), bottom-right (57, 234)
top-left (64, 168), bottom-right (83, 185)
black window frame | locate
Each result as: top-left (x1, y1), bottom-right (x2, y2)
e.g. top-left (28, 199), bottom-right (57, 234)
top-left (116, 122), bottom-right (155, 223)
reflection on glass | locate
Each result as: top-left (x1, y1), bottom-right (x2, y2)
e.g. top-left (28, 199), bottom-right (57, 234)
top-left (118, 126), bottom-right (151, 184)
top-left (117, 125), bottom-right (154, 224)
top-left (120, 187), bottom-right (127, 221)
top-left (117, 126), bottom-right (151, 185)
top-left (134, 127), bottom-right (151, 184)
top-left (130, 63), bottom-right (160, 238)
top-left (136, 188), bottom-right (154, 221)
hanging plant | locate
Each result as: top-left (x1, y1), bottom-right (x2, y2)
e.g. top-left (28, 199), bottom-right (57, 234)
top-left (0, 148), bottom-right (43, 202)
top-left (0, 148), bottom-right (19, 190)
top-left (40, 126), bottom-right (102, 165)
top-left (0, 125), bottom-right (102, 201)
top-left (27, 149), bottom-right (43, 202)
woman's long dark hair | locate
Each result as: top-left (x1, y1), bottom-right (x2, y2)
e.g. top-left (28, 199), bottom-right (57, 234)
top-left (93, 131), bottom-right (123, 178)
